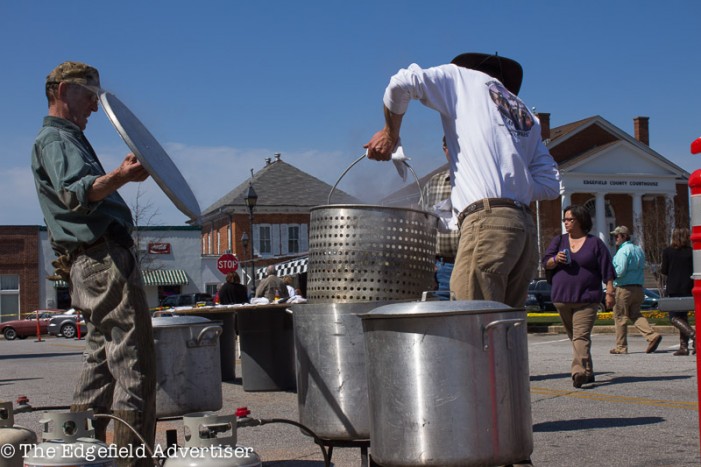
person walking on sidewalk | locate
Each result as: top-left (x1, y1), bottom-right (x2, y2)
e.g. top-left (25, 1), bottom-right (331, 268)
top-left (609, 226), bottom-right (662, 354)
top-left (661, 227), bottom-right (695, 356)
top-left (543, 205), bottom-right (615, 388)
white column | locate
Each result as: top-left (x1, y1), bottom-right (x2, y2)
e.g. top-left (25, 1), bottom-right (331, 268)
top-left (632, 194), bottom-right (643, 249)
top-left (595, 192), bottom-right (607, 243)
top-left (561, 192), bottom-right (571, 233)
top-left (665, 194), bottom-right (675, 236)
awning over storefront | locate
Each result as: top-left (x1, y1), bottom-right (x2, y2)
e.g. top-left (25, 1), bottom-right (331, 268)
top-left (256, 256), bottom-right (308, 279)
top-left (53, 269), bottom-right (189, 288)
top-left (142, 269), bottom-right (189, 286)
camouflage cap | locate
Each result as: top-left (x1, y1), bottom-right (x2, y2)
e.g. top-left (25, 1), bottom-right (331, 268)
top-left (46, 61), bottom-right (100, 88)
top-left (610, 226), bottom-right (630, 236)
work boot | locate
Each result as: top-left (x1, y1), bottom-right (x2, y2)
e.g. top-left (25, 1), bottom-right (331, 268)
top-left (112, 410), bottom-right (156, 467)
top-left (671, 317), bottom-right (696, 355)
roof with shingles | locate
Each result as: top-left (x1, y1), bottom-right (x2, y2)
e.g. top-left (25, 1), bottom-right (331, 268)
top-left (201, 158), bottom-right (360, 218)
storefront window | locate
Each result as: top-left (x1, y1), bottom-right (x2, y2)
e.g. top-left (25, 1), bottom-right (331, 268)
top-left (0, 274), bottom-right (19, 321)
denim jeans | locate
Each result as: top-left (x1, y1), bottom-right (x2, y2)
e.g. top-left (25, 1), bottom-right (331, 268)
top-left (435, 260), bottom-right (454, 300)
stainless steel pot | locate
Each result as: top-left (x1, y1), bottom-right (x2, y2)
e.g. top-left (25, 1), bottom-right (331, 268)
top-left (360, 300), bottom-right (532, 467)
top-left (152, 316), bottom-right (223, 418)
top-left (291, 302), bottom-right (384, 440)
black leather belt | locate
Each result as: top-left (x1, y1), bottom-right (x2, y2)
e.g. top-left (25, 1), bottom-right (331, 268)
top-left (457, 198), bottom-right (531, 225)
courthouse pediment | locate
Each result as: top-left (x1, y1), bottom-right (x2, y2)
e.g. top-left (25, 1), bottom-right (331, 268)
top-left (559, 141), bottom-right (682, 178)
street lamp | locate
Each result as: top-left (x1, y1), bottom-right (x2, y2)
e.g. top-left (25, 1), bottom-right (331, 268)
top-left (241, 232), bottom-right (249, 287)
top-left (244, 183), bottom-right (258, 291)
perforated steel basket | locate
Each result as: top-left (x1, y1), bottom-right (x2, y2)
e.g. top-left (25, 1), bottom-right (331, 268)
top-left (307, 205), bottom-right (437, 302)
top-left (307, 154), bottom-right (438, 302)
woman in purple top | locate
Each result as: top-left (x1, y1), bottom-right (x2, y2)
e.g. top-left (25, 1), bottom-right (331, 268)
top-left (543, 205), bottom-right (616, 389)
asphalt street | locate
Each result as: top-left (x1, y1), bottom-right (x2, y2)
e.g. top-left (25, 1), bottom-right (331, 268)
top-left (1, 331), bottom-right (699, 467)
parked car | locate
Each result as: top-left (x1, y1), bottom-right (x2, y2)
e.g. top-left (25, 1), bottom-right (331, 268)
top-left (641, 288), bottom-right (660, 310)
top-left (525, 279), bottom-right (554, 311)
top-left (600, 287), bottom-right (660, 311)
top-left (0, 309), bottom-right (63, 340)
top-left (47, 309), bottom-right (87, 339)
top-left (159, 293), bottom-right (214, 308)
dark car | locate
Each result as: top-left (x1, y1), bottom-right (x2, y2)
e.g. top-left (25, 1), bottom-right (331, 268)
top-left (160, 293), bottom-right (214, 308)
top-left (600, 287), bottom-right (660, 311)
top-left (641, 288), bottom-right (660, 310)
top-left (47, 309), bottom-right (87, 339)
top-left (0, 309), bottom-right (63, 340)
top-left (525, 279), bottom-right (554, 311)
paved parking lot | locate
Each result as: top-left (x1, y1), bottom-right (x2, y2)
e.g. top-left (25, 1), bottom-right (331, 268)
top-left (1, 331), bottom-right (700, 466)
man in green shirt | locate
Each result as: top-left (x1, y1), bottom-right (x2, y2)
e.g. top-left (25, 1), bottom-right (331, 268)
top-left (31, 61), bottom-right (155, 466)
top-left (609, 225), bottom-right (662, 355)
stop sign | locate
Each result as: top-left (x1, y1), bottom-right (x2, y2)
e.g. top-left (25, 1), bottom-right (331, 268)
top-left (217, 253), bottom-right (239, 274)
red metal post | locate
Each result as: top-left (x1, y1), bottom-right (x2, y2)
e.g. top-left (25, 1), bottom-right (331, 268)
top-left (34, 309), bottom-right (42, 342)
top-left (688, 136), bottom-right (701, 452)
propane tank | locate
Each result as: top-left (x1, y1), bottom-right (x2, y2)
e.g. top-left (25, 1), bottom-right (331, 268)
top-left (22, 411), bottom-right (115, 467)
top-left (0, 401), bottom-right (37, 467)
top-left (163, 412), bottom-right (261, 467)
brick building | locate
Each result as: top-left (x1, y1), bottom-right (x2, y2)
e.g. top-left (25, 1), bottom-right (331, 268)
top-left (198, 153), bottom-right (359, 292)
top-left (0, 226), bottom-right (41, 320)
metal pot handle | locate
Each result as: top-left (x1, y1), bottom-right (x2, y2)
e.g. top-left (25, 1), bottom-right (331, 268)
top-left (421, 291), bottom-right (457, 301)
top-left (187, 326), bottom-right (223, 348)
top-left (327, 152), bottom-right (425, 206)
top-left (481, 318), bottom-right (524, 351)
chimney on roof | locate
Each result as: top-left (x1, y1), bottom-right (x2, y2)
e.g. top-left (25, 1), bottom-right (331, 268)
top-left (274, 152), bottom-right (281, 162)
top-left (634, 116), bottom-right (649, 146)
top-left (265, 157), bottom-right (271, 165)
top-left (536, 112), bottom-right (550, 141)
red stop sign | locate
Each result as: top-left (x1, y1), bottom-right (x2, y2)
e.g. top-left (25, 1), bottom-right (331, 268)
top-left (217, 254), bottom-right (239, 274)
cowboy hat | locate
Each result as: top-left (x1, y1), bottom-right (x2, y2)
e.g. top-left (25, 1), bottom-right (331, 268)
top-left (451, 52), bottom-right (523, 95)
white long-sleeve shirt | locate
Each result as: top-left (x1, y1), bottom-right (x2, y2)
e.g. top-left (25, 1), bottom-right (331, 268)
top-left (383, 63), bottom-right (561, 225)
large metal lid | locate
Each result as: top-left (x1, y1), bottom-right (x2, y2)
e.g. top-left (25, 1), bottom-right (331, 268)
top-left (99, 91), bottom-right (201, 221)
top-left (151, 315), bottom-right (214, 328)
top-left (359, 300), bottom-right (517, 319)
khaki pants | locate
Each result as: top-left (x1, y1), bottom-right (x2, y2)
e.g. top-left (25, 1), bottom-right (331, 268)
top-left (613, 285), bottom-right (658, 351)
top-left (451, 204), bottom-right (537, 307)
top-left (555, 302), bottom-right (598, 376)
top-left (69, 240), bottom-right (156, 467)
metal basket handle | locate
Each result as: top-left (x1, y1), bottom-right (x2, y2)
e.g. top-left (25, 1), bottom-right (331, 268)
top-left (327, 151), bottom-right (425, 207)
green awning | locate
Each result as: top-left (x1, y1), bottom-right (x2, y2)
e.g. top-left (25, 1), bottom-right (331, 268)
top-left (142, 269), bottom-right (189, 286)
top-left (53, 269), bottom-right (189, 288)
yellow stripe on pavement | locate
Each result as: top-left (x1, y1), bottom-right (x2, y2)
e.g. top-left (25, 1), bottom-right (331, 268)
top-left (531, 386), bottom-right (698, 411)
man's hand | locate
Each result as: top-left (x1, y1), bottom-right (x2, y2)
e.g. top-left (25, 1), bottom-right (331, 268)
top-left (364, 128), bottom-right (397, 161)
top-left (88, 153), bottom-right (150, 202)
top-left (364, 106), bottom-right (404, 161)
top-left (119, 153), bottom-right (150, 182)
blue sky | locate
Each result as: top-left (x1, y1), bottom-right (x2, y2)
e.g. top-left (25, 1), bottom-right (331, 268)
top-left (1, 1), bottom-right (700, 225)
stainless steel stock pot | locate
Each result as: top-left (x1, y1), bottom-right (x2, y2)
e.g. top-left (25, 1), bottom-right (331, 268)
top-left (360, 300), bottom-right (533, 467)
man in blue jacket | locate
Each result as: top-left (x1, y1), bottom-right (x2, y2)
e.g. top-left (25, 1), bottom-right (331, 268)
top-left (610, 226), bottom-right (662, 354)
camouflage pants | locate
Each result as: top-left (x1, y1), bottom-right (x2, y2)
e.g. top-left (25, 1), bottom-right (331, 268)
top-left (69, 240), bottom-right (156, 466)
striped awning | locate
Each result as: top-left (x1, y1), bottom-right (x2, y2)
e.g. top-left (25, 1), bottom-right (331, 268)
top-left (256, 256), bottom-right (309, 279)
top-left (53, 269), bottom-right (189, 288)
top-left (142, 269), bottom-right (189, 286)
